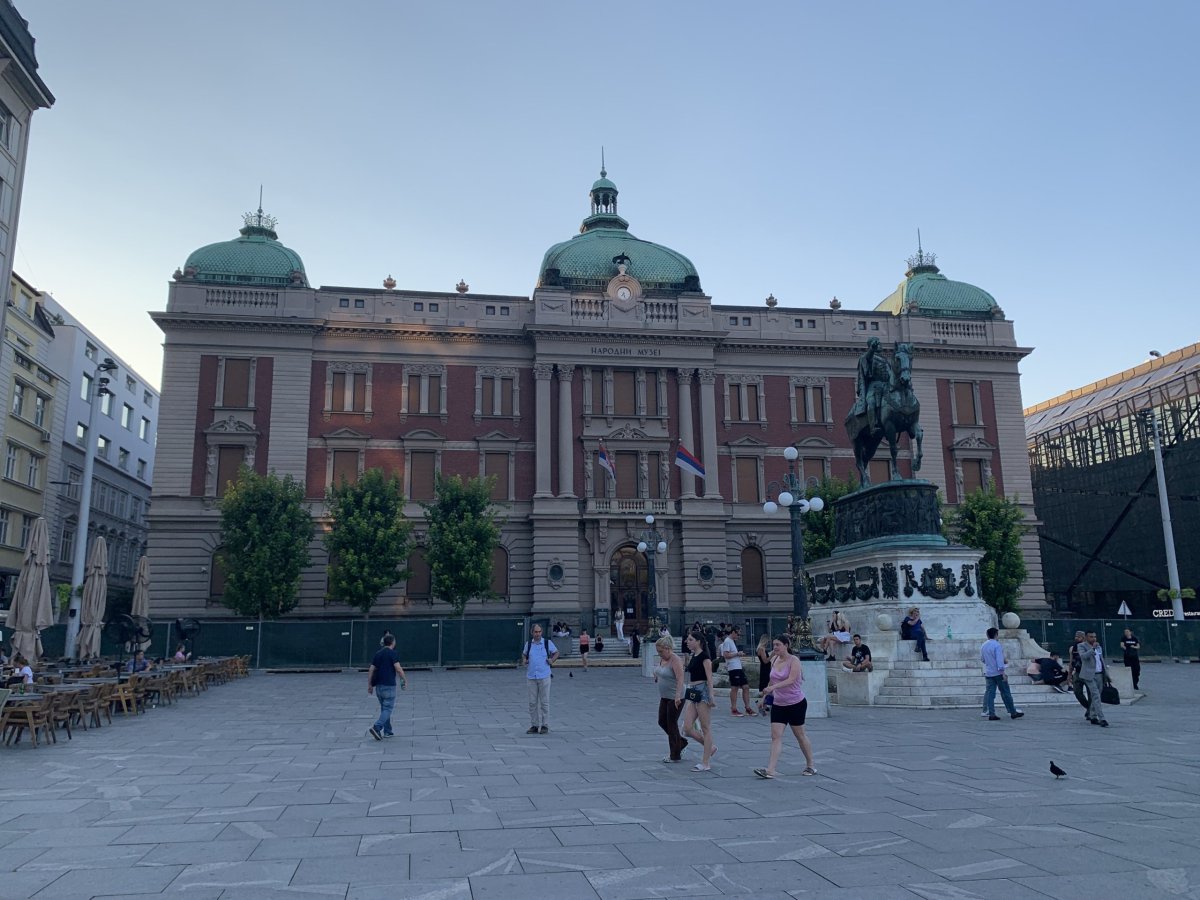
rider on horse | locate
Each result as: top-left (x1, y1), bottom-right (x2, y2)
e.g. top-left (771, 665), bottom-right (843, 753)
top-left (851, 337), bottom-right (890, 434)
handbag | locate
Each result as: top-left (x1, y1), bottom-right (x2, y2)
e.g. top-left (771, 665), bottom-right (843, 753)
top-left (1100, 682), bottom-right (1120, 705)
top-left (684, 686), bottom-right (705, 703)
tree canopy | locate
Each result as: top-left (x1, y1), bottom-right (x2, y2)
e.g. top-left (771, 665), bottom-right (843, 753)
top-left (949, 482), bottom-right (1028, 614)
top-left (324, 468), bottom-right (412, 616)
top-left (422, 474), bottom-right (500, 617)
top-left (802, 475), bottom-right (856, 563)
top-left (218, 469), bottom-right (313, 619)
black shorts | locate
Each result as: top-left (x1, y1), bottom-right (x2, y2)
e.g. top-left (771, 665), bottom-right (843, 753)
top-left (770, 698), bottom-right (808, 727)
top-left (728, 669), bottom-right (748, 687)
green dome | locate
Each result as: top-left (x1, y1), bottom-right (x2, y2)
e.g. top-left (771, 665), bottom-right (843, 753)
top-left (180, 210), bottom-right (308, 288)
top-left (876, 252), bottom-right (1001, 319)
top-left (539, 170), bottom-right (701, 292)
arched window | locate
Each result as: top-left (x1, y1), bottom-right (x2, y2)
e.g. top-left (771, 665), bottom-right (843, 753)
top-left (489, 546), bottom-right (509, 600)
top-left (406, 550), bottom-right (431, 602)
top-left (740, 546), bottom-right (764, 600)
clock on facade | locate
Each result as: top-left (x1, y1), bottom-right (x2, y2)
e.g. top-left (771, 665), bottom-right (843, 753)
top-left (616, 286), bottom-right (632, 301)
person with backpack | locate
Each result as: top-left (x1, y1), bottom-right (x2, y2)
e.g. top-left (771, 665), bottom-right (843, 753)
top-left (522, 625), bottom-right (558, 734)
top-left (367, 634), bottom-right (407, 741)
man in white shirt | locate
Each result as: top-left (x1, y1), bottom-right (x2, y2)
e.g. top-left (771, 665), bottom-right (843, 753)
top-left (722, 627), bottom-right (756, 717)
top-left (980, 628), bottom-right (1024, 721)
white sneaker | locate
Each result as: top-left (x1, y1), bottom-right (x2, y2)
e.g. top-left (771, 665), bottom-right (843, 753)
top-left (979, 711), bottom-right (989, 718)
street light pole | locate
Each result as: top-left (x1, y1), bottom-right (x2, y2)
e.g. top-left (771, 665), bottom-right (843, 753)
top-left (764, 447), bottom-right (824, 652)
top-left (63, 357), bottom-right (117, 660)
top-left (1141, 409), bottom-right (1183, 621)
top-left (637, 514), bottom-right (668, 630)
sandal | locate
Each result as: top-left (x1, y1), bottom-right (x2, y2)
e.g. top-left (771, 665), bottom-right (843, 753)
top-left (692, 763), bottom-right (711, 772)
top-left (753, 768), bottom-right (775, 779)
top-left (802, 767), bottom-right (818, 776)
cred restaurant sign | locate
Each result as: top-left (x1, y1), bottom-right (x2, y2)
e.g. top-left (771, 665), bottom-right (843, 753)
top-left (1152, 608), bottom-right (1200, 618)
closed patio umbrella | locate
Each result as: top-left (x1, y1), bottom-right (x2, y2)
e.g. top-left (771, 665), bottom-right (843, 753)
top-left (5, 517), bottom-right (54, 661)
top-left (130, 555), bottom-right (151, 651)
top-left (77, 536), bottom-right (108, 660)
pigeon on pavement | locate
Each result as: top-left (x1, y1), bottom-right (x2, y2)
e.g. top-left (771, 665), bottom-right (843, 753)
top-left (1050, 761), bottom-right (1066, 779)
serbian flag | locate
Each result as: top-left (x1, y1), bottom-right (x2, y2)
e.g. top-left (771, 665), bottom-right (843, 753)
top-left (597, 440), bottom-right (617, 487)
top-left (675, 444), bottom-right (706, 480)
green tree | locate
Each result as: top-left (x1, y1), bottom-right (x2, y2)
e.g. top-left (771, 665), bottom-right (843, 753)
top-left (802, 475), bottom-right (856, 563)
top-left (324, 468), bottom-right (412, 615)
top-left (218, 468), bottom-right (314, 619)
top-left (422, 474), bottom-right (500, 617)
top-left (949, 482), bottom-right (1028, 614)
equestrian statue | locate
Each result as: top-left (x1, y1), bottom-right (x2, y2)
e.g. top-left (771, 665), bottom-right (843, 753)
top-left (844, 338), bottom-right (924, 486)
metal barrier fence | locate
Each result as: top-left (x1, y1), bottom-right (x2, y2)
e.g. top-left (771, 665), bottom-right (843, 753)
top-left (19, 617), bottom-right (1200, 669)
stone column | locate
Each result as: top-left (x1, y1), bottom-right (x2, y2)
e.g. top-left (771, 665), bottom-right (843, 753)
top-left (534, 364), bottom-right (554, 498)
top-left (698, 368), bottom-right (721, 498)
top-left (557, 365), bottom-right (575, 497)
top-left (677, 368), bottom-right (696, 499)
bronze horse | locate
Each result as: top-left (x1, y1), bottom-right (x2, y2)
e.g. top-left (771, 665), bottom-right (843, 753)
top-left (845, 343), bottom-right (923, 485)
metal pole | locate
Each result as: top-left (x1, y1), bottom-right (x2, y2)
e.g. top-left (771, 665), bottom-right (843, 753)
top-left (647, 539), bottom-right (658, 625)
top-left (1147, 412), bottom-right (1184, 622)
top-left (786, 457), bottom-right (809, 621)
top-left (64, 361), bottom-right (114, 660)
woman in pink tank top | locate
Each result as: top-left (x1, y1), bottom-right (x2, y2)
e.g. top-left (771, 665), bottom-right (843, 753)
top-left (753, 635), bottom-right (817, 779)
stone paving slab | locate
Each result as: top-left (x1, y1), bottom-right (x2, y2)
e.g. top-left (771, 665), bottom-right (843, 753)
top-left (0, 662), bottom-right (1198, 898)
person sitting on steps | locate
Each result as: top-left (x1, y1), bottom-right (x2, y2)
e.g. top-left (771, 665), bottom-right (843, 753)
top-left (842, 634), bottom-right (873, 672)
top-left (903, 607), bottom-right (930, 661)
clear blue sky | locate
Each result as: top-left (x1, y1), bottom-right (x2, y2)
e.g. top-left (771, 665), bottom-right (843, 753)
top-left (14, 1), bottom-right (1199, 404)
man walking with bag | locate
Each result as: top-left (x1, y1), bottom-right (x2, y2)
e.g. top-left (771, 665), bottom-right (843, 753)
top-left (1078, 631), bottom-right (1110, 727)
top-left (367, 633), bottom-right (407, 740)
top-left (523, 625), bottom-right (558, 734)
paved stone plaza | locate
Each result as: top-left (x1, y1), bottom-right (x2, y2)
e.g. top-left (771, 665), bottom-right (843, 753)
top-left (2, 661), bottom-right (1199, 900)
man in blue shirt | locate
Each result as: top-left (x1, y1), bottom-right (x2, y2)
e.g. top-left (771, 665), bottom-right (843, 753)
top-left (523, 625), bottom-right (558, 734)
top-left (981, 627), bottom-right (1024, 721)
top-left (367, 634), bottom-right (407, 741)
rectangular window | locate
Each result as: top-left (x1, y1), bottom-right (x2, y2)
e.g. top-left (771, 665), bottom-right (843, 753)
top-left (409, 451), bottom-right (436, 501)
top-left (126, 376), bottom-right (136, 392)
top-left (484, 452), bottom-right (508, 501)
top-left (961, 459), bottom-right (985, 496)
top-left (742, 317), bottom-right (752, 327)
top-left (80, 371), bottom-right (93, 402)
top-left (118, 448), bottom-right (130, 470)
top-left (486, 305), bottom-right (496, 315)
top-left (428, 302), bottom-right (439, 312)
top-left (339, 298), bottom-right (349, 308)
top-left (4, 443), bottom-right (17, 479)
top-left (60, 526), bottom-right (75, 564)
top-left (331, 371), bottom-right (367, 413)
top-left (11, 381), bottom-right (24, 416)
top-left (92, 480), bottom-right (107, 511)
top-left (66, 467), bottom-right (82, 500)
top-left (613, 371), bottom-right (636, 416)
top-left (735, 457), bottom-right (760, 503)
top-left (331, 449), bottom-right (359, 486)
top-left (97, 436), bottom-right (110, 458)
top-left (794, 385), bottom-right (808, 422)
top-left (140, 417), bottom-right (150, 440)
top-left (647, 452), bottom-right (662, 499)
top-left (216, 446), bottom-right (243, 497)
top-left (646, 376), bottom-right (660, 416)
top-left (614, 451), bottom-right (637, 499)
top-left (121, 403), bottom-right (133, 429)
top-left (807, 319), bottom-right (816, 329)
top-left (136, 459), bottom-right (147, 480)
top-left (811, 386), bottom-right (825, 422)
top-left (222, 358), bottom-right (252, 407)
top-left (143, 390), bottom-right (153, 407)
top-left (730, 385), bottom-right (742, 421)
top-left (868, 459), bottom-right (890, 485)
top-left (498, 378), bottom-right (512, 416)
top-left (100, 391), bottom-right (113, 416)
top-left (26, 453), bottom-right (39, 487)
top-left (500, 306), bottom-right (510, 316)
top-left (802, 457), bottom-right (825, 485)
top-left (729, 316), bottom-right (738, 326)
top-left (794, 318), bottom-right (804, 329)
top-left (85, 342), bottom-right (97, 361)
top-left (427, 375), bottom-right (441, 413)
top-left (481, 377), bottom-right (494, 416)
top-left (591, 371), bottom-right (603, 415)
top-left (0, 509), bottom-right (8, 544)
top-left (20, 515), bottom-right (32, 549)
top-left (954, 382), bottom-right (978, 425)
top-left (75, 423), bottom-right (87, 446)
top-left (34, 394), bottom-right (47, 427)
top-left (413, 302), bottom-right (424, 312)
top-left (747, 383), bottom-right (760, 421)
top-left (354, 298), bottom-right (365, 309)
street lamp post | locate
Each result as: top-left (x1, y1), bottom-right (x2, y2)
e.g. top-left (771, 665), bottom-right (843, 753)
top-left (1140, 408), bottom-right (1184, 622)
top-left (764, 447), bottom-right (824, 652)
top-left (63, 357), bottom-right (117, 660)
top-left (636, 514), bottom-right (668, 631)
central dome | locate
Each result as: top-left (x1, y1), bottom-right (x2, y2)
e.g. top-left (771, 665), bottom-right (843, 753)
top-left (538, 169), bottom-right (700, 293)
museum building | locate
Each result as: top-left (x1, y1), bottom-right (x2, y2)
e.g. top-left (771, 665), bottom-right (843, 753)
top-left (148, 170), bottom-right (1046, 629)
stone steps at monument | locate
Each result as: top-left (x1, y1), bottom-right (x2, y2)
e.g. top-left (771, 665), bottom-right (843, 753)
top-left (874, 690), bottom-right (1078, 708)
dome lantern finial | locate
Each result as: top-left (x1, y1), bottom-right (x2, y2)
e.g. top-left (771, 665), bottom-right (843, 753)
top-left (583, 159), bottom-right (625, 234)
top-left (600, 145), bottom-right (606, 179)
top-left (906, 229), bottom-right (939, 277)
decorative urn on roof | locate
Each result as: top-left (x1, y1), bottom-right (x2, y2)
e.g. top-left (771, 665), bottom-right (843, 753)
top-left (765, 293), bottom-right (778, 308)
top-left (383, 275), bottom-right (397, 290)
top-left (456, 279), bottom-right (469, 293)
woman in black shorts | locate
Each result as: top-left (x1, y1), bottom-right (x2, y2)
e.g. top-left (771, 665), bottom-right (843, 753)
top-left (681, 631), bottom-right (718, 772)
top-left (753, 635), bottom-right (816, 779)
